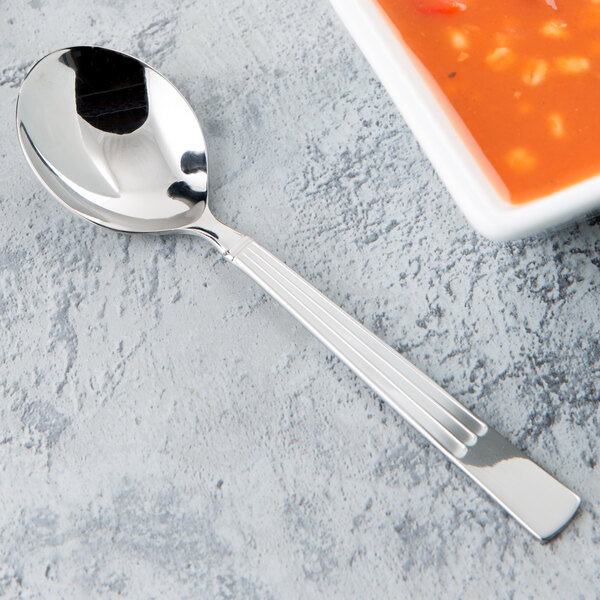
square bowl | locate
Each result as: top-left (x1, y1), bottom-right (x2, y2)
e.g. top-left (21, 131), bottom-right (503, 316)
top-left (329, 0), bottom-right (600, 241)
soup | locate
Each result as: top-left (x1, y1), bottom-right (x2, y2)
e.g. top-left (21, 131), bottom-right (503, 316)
top-left (376, 0), bottom-right (600, 204)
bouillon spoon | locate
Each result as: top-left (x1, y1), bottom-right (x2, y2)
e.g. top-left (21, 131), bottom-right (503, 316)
top-left (16, 46), bottom-right (579, 541)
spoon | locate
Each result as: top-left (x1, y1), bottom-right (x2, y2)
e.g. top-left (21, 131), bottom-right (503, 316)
top-left (16, 46), bottom-right (579, 542)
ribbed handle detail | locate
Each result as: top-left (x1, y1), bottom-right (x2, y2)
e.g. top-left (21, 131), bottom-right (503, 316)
top-left (233, 241), bottom-right (486, 458)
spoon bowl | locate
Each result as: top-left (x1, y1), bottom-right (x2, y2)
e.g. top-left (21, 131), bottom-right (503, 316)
top-left (17, 46), bottom-right (210, 234)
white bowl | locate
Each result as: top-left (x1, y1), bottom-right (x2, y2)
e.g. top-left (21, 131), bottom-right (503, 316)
top-left (329, 0), bottom-right (600, 241)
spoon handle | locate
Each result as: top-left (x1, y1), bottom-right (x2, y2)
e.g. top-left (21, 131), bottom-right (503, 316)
top-left (229, 239), bottom-right (580, 542)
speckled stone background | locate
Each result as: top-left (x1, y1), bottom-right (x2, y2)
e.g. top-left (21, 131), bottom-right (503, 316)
top-left (1, 0), bottom-right (599, 598)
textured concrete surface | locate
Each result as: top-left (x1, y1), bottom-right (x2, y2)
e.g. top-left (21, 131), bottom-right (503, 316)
top-left (1, 0), bottom-right (599, 598)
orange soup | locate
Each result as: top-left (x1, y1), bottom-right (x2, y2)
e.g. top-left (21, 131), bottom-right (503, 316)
top-left (376, 0), bottom-right (600, 203)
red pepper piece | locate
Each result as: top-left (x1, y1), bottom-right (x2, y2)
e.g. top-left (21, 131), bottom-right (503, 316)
top-left (415, 1), bottom-right (467, 14)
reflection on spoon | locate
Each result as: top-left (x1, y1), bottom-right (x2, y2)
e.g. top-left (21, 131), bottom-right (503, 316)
top-left (168, 179), bottom-right (207, 207)
top-left (61, 46), bottom-right (149, 134)
top-left (180, 150), bottom-right (207, 175)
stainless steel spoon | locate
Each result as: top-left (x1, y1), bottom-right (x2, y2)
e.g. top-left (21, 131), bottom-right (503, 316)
top-left (16, 46), bottom-right (579, 542)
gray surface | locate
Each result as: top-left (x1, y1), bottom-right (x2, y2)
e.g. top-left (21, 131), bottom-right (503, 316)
top-left (0, 0), bottom-right (598, 598)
